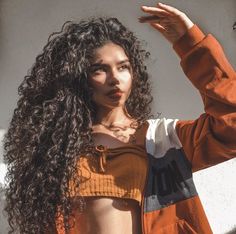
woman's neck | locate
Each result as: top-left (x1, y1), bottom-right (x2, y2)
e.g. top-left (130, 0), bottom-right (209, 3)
top-left (94, 106), bottom-right (132, 127)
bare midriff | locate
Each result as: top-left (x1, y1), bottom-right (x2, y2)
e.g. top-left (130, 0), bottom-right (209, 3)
top-left (74, 196), bottom-right (142, 234)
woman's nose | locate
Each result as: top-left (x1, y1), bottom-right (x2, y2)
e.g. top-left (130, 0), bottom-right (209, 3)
top-left (108, 69), bottom-right (120, 85)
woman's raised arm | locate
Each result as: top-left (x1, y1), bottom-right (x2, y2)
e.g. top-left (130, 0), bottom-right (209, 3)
top-left (139, 2), bottom-right (236, 172)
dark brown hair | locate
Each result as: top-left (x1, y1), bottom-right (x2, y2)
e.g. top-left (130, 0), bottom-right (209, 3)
top-left (3, 17), bottom-right (153, 233)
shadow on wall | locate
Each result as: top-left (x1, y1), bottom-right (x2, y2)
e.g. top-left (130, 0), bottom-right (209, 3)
top-left (227, 227), bottom-right (236, 234)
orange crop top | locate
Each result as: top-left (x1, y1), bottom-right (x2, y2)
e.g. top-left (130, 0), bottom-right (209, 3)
top-left (69, 121), bottom-right (149, 205)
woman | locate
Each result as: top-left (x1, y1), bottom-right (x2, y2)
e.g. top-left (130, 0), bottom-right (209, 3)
top-left (3, 2), bottom-right (236, 234)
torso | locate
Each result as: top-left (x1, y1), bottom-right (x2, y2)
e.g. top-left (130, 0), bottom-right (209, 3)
top-left (76, 196), bottom-right (142, 234)
top-left (74, 119), bottom-right (145, 234)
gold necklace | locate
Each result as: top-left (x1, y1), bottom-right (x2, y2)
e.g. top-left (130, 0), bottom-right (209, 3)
top-left (99, 120), bottom-right (137, 144)
top-left (98, 116), bottom-right (128, 130)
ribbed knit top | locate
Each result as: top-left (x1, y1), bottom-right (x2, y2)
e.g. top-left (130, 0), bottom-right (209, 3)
top-left (69, 121), bottom-right (149, 205)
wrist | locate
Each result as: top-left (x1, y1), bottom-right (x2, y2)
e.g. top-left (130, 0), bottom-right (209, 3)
top-left (173, 24), bottom-right (205, 58)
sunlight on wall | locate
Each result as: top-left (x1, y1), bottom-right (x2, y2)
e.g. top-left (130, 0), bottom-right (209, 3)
top-left (194, 160), bottom-right (236, 234)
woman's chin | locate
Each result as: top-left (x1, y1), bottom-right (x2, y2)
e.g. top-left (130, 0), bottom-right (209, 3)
top-left (95, 101), bottom-right (125, 110)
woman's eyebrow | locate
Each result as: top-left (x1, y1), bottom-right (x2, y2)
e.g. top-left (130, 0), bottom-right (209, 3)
top-left (117, 59), bottom-right (130, 65)
top-left (91, 59), bottom-right (130, 67)
top-left (89, 63), bottom-right (108, 71)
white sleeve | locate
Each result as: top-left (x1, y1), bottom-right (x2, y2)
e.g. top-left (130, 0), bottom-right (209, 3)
top-left (146, 118), bottom-right (182, 158)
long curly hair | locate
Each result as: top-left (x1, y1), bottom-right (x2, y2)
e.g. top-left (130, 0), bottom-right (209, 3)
top-left (3, 16), bottom-right (153, 233)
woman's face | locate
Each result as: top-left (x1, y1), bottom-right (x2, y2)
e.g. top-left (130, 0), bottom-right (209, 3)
top-left (88, 42), bottom-right (133, 109)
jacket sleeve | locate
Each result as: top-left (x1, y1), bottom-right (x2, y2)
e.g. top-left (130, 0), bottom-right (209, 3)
top-left (173, 24), bottom-right (236, 172)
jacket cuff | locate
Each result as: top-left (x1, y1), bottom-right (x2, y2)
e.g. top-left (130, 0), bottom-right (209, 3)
top-left (173, 24), bottom-right (205, 58)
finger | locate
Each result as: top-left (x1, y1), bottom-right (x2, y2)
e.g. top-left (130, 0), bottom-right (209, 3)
top-left (157, 2), bottom-right (183, 16)
top-left (139, 16), bottom-right (171, 26)
top-left (141, 5), bottom-right (171, 17)
top-left (138, 15), bottom-right (161, 23)
top-left (149, 23), bottom-right (166, 33)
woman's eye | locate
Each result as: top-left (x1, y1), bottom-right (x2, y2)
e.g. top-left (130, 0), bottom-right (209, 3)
top-left (94, 68), bottom-right (103, 73)
top-left (90, 67), bottom-right (106, 74)
top-left (119, 64), bottom-right (130, 71)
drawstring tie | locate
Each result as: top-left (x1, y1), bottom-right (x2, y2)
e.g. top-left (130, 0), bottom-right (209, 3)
top-left (95, 145), bottom-right (108, 173)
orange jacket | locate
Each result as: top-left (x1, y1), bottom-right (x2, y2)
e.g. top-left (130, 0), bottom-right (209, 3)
top-left (142, 24), bottom-right (236, 234)
top-left (55, 25), bottom-right (236, 234)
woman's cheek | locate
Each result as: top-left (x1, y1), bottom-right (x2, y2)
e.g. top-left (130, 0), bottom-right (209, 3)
top-left (89, 77), bottom-right (106, 97)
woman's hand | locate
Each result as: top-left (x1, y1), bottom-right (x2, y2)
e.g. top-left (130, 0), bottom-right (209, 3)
top-left (139, 2), bottom-right (194, 44)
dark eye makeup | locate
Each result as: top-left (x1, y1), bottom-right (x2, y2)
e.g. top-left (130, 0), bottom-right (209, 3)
top-left (89, 63), bottom-right (131, 75)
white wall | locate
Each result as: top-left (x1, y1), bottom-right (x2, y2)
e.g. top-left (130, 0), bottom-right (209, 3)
top-left (0, 0), bottom-right (236, 233)
top-left (0, 129), bottom-right (8, 234)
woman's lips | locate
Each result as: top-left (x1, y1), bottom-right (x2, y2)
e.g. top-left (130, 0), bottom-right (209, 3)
top-left (106, 90), bottom-right (123, 99)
